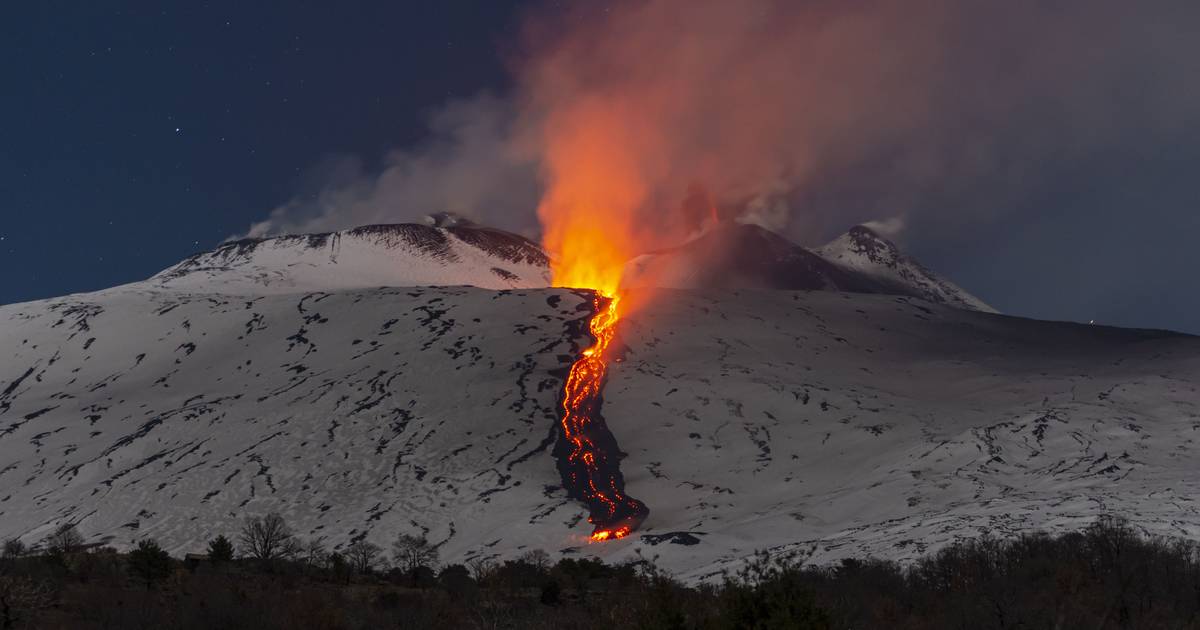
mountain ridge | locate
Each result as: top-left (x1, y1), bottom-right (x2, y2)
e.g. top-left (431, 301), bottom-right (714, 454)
top-left (143, 218), bottom-right (994, 314)
top-left (148, 222), bottom-right (551, 294)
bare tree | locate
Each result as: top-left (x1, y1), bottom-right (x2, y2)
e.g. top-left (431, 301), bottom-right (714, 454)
top-left (301, 539), bottom-right (328, 569)
top-left (466, 556), bottom-right (496, 583)
top-left (519, 549), bottom-right (551, 572)
top-left (42, 524), bottom-right (84, 556)
top-left (238, 513), bottom-right (294, 562)
top-left (280, 537), bottom-right (304, 561)
top-left (392, 534), bottom-right (438, 573)
top-left (1, 540), bottom-right (24, 560)
top-left (345, 541), bottom-right (382, 574)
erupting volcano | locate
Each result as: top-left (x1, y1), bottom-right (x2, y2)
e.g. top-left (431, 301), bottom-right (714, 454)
top-left (553, 291), bottom-right (649, 541)
top-left (539, 217), bottom-right (650, 539)
top-left (533, 78), bottom-right (664, 540)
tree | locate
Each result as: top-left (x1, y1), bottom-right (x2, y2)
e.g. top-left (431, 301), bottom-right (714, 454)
top-left (718, 551), bottom-right (831, 630)
top-left (206, 535), bottom-right (234, 564)
top-left (42, 524), bottom-right (84, 557)
top-left (0, 540), bottom-right (24, 560)
top-left (301, 539), bottom-right (328, 570)
top-left (127, 539), bottom-right (173, 589)
top-left (328, 552), bottom-right (352, 584)
top-left (540, 579), bottom-right (561, 606)
top-left (392, 534), bottom-right (438, 574)
top-left (439, 564), bottom-right (478, 601)
top-left (520, 549), bottom-right (551, 572)
top-left (466, 557), bottom-right (495, 583)
top-left (238, 513), bottom-right (294, 563)
top-left (0, 576), bottom-right (53, 630)
top-left (344, 541), bottom-right (382, 574)
top-left (280, 537), bottom-right (304, 561)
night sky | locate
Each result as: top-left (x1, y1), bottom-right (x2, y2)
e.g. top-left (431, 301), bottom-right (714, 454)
top-left (1, 2), bottom-right (521, 304)
top-left (3, 2), bottom-right (1198, 335)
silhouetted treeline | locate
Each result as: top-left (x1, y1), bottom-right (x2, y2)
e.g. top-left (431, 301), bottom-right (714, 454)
top-left (1, 515), bottom-right (1198, 629)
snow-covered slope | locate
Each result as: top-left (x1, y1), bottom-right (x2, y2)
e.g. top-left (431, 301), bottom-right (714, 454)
top-left (815, 225), bottom-right (996, 312)
top-left (0, 285), bottom-right (585, 562)
top-left (149, 222), bottom-right (550, 293)
top-left (604, 290), bottom-right (1197, 578)
top-left (2, 279), bottom-right (1197, 582)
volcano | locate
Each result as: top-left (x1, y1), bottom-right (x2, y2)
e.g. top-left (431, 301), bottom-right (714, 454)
top-left (151, 221), bottom-right (550, 293)
top-left (624, 222), bottom-right (994, 311)
top-left (815, 225), bottom-right (996, 312)
top-left (1, 220), bottom-right (1197, 581)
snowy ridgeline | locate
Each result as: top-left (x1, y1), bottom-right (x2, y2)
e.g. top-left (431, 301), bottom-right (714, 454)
top-left (1, 281), bottom-right (1197, 582)
top-left (146, 223), bottom-right (551, 294)
top-left (134, 218), bottom-right (996, 312)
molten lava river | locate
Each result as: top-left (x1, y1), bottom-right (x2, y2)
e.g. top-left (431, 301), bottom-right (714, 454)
top-left (553, 291), bottom-right (649, 541)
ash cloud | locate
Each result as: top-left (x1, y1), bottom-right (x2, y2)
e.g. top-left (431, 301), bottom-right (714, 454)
top-left (239, 0), bottom-right (1200, 327)
top-left (519, 0), bottom-right (1200, 245)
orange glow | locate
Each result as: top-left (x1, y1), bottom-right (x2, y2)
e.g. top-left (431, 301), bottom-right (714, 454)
top-left (590, 526), bottom-right (632, 542)
top-left (536, 97), bottom-right (661, 295)
top-left (556, 292), bottom-right (647, 540)
top-left (536, 73), bottom-right (651, 543)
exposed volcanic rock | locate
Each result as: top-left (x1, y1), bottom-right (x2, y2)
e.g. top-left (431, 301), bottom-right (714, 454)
top-left (553, 294), bottom-right (648, 540)
top-left (624, 223), bottom-right (891, 293)
top-left (343, 224), bottom-right (458, 261)
top-left (624, 223), bottom-right (905, 296)
top-left (445, 225), bottom-right (550, 267)
top-left (624, 222), bottom-right (994, 311)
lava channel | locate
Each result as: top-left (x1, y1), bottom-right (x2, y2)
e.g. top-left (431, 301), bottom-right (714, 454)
top-left (554, 292), bottom-right (648, 541)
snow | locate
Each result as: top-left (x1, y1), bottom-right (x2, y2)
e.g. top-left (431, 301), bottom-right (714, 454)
top-left (603, 289), bottom-right (1197, 579)
top-left (146, 223), bottom-right (550, 294)
top-left (2, 274), bottom-right (1197, 582)
top-left (815, 225), bottom-right (996, 313)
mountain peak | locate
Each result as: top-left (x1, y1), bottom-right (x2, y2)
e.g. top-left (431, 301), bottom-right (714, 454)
top-left (621, 221), bottom-right (995, 310)
top-left (623, 222), bottom-right (890, 293)
top-left (841, 225), bottom-right (902, 265)
top-left (816, 226), bottom-right (996, 313)
top-left (149, 222), bottom-right (550, 294)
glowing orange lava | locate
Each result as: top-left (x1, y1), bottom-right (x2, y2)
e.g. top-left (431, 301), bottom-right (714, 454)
top-left (536, 98), bottom-right (650, 541)
top-left (556, 291), bottom-right (648, 541)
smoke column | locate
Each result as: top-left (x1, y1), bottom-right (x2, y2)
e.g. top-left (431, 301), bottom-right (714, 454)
top-left (244, 0), bottom-right (1200, 303)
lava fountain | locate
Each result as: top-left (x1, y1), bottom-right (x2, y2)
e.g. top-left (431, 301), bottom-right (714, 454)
top-left (539, 196), bottom-right (651, 540)
top-left (533, 76), bottom-right (662, 540)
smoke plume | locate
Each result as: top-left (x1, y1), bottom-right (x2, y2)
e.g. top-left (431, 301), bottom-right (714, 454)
top-left (242, 0), bottom-right (1200, 258)
top-left (240, 95), bottom-right (540, 239)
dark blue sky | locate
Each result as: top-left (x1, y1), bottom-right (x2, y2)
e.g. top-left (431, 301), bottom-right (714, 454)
top-left (2, 2), bottom-right (1198, 335)
top-left (1, 1), bottom-right (521, 304)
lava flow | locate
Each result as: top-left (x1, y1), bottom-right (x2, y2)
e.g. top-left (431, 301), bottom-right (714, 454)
top-left (554, 291), bottom-right (649, 541)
